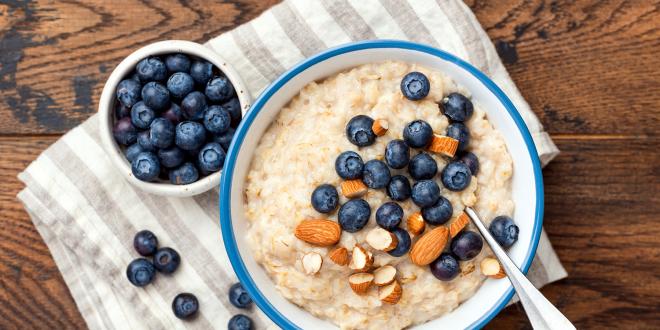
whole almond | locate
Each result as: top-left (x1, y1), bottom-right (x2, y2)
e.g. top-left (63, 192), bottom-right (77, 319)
top-left (449, 212), bottom-right (470, 238)
top-left (407, 212), bottom-right (425, 236)
top-left (294, 219), bottom-right (341, 246)
top-left (410, 226), bottom-right (449, 266)
top-left (328, 247), bottom-right (349, 266)
top-left (378, 280), bottom-right (402, 304)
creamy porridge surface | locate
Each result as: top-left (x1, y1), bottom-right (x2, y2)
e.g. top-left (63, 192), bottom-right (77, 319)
top-left (244, 61), bottom-right (514, 329)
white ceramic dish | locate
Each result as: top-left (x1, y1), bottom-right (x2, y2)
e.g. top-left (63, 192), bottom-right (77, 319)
top-left (220, 40), bottom-right (544, 329)
top-left (98, 40), bottom-right (251, 197)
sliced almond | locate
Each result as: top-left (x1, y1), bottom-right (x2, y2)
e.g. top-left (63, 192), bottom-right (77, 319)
top-left (373, 265), bottom-right (397, 286)
top-left (328, 247), bottom-right (349, 266)
top-left (428, 134), bottom-right (459, 157)
top-left (301, 252), bottom-right (323, 275)
top-left (481, 257), bottom-right (506, 279)
top-left (448, 212), bottom-right (470, 238)
top-left (348, 272), bottom-right (374, 295)
top-left (372, 119), bottom-right (389, 136)
top-left (365, 228), bottom-right (398, 252)
top-left (294, 219), bottom-right (341, 246)
top-left (409, 226), bottom-right (449, 266)
top-left (406, 212), bottom-right (425, 236)
top-left (341, 179), bottom-right (368, 198)
top-left (349, 245), bottom-right (373, 272)
top-left (378, 280), bottom-right (402, 304)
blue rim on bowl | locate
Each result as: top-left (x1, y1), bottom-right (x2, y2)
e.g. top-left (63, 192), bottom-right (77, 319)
top-left (220, 40), bottom-right (544, 330)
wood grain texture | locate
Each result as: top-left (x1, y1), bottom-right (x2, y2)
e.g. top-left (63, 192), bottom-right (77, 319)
top-left (0, 0), bottom-right (659, 329)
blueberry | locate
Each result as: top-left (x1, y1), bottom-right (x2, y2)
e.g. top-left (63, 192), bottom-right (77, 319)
top-left (137, 130), bottom-right (155, 151)
top-left (141, 81), bottom-right (170, 111)
top-left (149, 118), bottom-right (175, 149)
top-left (158, 146), bottom-right (185, 168)
top-left (441, 161), bottom-right (472, 191)
top-left (403, 120), bottom-right (433, 148)
top-left (190, 60), bottom-right (213, 86)
top-left (169, 162), bottom-right (199, 185)
top-left (133, 230), bottom-right (158, 256)
top-left (451, 231), bottom-right (483, 261)
top-left (162, 103), bottom-right (183, 124)
top-left (411, 180), bottom-right (440, 208)
top-left (311, 184), bottom-right (339, 214)
top-left (223, 97), bottom-right (242, 127)
top-left (126, 258), bottom-right (155, 287)
top-left (213, 127), bottom-right (235, 150)
top-left (346, 115), bottom-right (376, 147)
top-left (489, 215), bottom-right (519, 248)
top-left (131, 152), bottom-right (160, 181)
top-left (441, 93), bottom-right (473, 122)
top-left (172, 293), bottom-right (199, 320)
top-left (136, 57), bottom-right (167, 82)
top-left (116, 79), bottom-right (141, 108)
top-left (376, 202), bottom-right (403, 230)
top-left (115, 102), bottom-right (131, 120)
top-left (181, 91), bottom-right (207, 120)
top-left (362, 160), bottom-right (390, 189)
top-left (408, 153), bottom-right (437, 180)
top-left (175, 121), bottom-right (206, 151)
top-left (113, 117), bottom-right (138, 145)
top-left (203, 105), bottom-right (231, 134)
top-left (197, 142), bottom-right (225, 173)
top-left (338, 199), bottom-right (370, 233)
top-left (165, 53), bottom-right (191, 73)
top-left (125, 143), bottom-right (144, 162)
top-left (228, 282), bottom-right (252, 309)
top-left (400, 72), bottom-right (430, 100)
top-left (421, 196), bottom-right (453, 225)
top-left (153, 247), bottom-right (180, 274)
top-left (205, 76), bottom-right (235, 103)
top-left (167, 72), bottom-right (195, 99)
top-left (131, 101), bottom-right (156, 129)
top-left (335, 151), bottom-right (364, 180)
top-left (447, 122), bottom-right (470, 152)
top-left (388, 227), bottom-right (411, 257)
top-left (228, 314), bottom-right (253, 330)
top-left (429, 253), bottom-right (459, 281)
top-left (387, 175), bottom-right (411, 201)
top-left (385, 139), bottom-right (410, 169)
top-left (458, 151), bottom-right (479, 176)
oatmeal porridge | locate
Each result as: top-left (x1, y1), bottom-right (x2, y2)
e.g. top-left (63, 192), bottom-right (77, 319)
top-left (243, 61), bottom-right (515, 329)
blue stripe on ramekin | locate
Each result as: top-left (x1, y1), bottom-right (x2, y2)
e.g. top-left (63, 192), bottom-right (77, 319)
top-left (220, 40), bottom-right (544, 330)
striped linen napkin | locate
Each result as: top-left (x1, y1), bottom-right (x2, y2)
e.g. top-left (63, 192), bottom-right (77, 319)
top-left (17, 0), bottom-right (565, 329)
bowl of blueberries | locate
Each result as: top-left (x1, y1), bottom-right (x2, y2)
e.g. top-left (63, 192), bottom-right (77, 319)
top-left (98, 40), bottom-right (251, 197)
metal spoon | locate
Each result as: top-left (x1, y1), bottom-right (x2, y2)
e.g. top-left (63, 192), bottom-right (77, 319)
top-left (464, 207), bottom-right (575, 330)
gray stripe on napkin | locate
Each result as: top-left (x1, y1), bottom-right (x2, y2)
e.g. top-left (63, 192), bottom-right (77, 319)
top-left (232, 24), bottom-right (286, 81)
top-left (379, 0), bottom-right (439, 47)
top-left (272, 2), bottom-right (328, 56)
top-left (321, 0), bottom-right (377, 40)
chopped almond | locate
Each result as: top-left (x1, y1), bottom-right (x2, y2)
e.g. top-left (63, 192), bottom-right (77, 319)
top-left (301, 252), bottom-right (323, 275)
top-left (349, 272), bottom-right (374, 295)
top-left (378, 280), bottom-right (402, 304)
top-left (406, 212), bottom-right (425, 236)
top-left (372, 119), bottom-right (389, 136)
top-left (373, 265), bottom-right (397, 286)
top-left (448, 212), bottom-right (470, 238)
top-left (428, 134), bottom-right (459, 157)
top-left (349, 245), bottom-right (373, 272)
top-left (481, 257), bottom-right (506, 279)
top-left (365, 228), bottom-right (398, 251)
top-left (341, 179), bottom-right (368, 198)
top-left (328, 247), bottom-right (349, 266)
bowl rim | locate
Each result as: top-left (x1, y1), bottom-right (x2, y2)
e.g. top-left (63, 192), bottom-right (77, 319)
top-left (220, 39), bottom-right (544, 329)
top-left (98, 40), bottom-right (252, 197)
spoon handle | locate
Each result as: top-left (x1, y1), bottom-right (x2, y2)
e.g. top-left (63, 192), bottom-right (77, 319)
top-left (465, 207), bottom-right (575, 330)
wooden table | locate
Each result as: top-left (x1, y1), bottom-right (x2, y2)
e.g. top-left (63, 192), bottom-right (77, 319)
top-left (1, 0), bottom-right (658, 328)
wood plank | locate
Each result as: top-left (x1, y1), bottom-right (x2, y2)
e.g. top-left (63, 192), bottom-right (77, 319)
top-left (469, 0), bottom-right (660, 136)
top-left (0, 0), bottom-right (281, 135)
top-left (1, 136), bottom-right (658, 328)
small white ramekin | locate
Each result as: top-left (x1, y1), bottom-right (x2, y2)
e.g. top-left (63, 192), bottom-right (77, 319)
top-left (98, 40), bottom-right (251, 197)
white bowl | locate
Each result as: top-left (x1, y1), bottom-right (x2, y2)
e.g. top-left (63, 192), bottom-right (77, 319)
top-left (220, 40), bottom-right (543, 329)
top-left (98, 40), bottom-right (251, 197)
